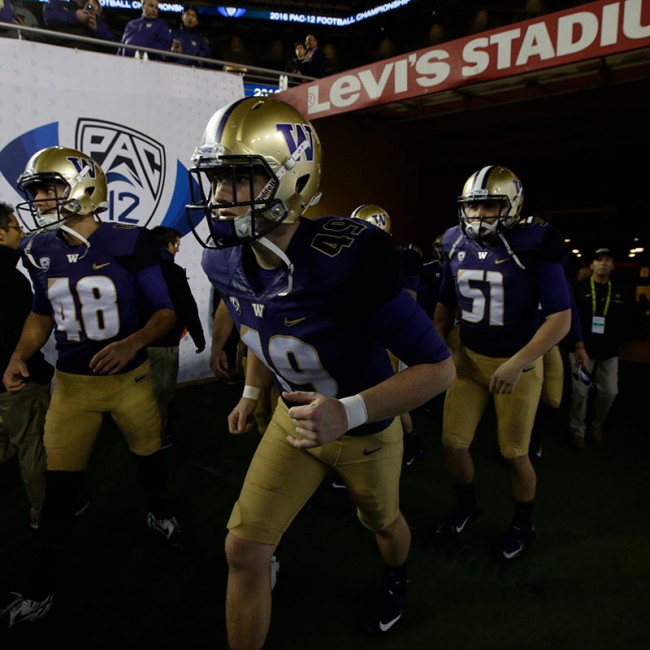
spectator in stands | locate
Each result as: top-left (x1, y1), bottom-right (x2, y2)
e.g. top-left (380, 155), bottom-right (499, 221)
top-left (43, 0), bottom-right (115, 46)
top-left (170, 3), bottom-right (212, 65)
top-left (300, 32), bottom-right (327, 78)
top-left (285, 40), bottom-right (306, 74)
top-left (118, 0), bottom-right (172, 60)
top-left (0, 1), bottom-right (14, 25)
top-left (0, 0), bottom-right (42, 40)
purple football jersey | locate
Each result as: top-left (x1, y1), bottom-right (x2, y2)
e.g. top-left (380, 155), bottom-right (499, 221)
top-left (22, 223), bottom-right (172, 374)
top-left (439, 222), bottom-right (570, 357)
top-left (202, 216), bottom-right (450, 436)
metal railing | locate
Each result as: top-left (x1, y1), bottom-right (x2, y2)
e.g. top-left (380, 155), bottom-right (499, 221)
top-left (0, 22), bottom-right (312, 90)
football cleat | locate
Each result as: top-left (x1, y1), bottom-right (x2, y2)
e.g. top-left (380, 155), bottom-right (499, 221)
top-left (366, 573), bottom-right (408, 635)
top-left (436, 504), bottom-right (482, 536)
top-left (1, 592), bottom-right (53, 629)
top-left (501, 523), bottom-right (535, 560)
top-left (146, 513), bottom-right (186, 548)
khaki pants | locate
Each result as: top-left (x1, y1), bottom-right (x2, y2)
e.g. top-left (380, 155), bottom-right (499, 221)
top-left (0, 382), bottom-right (50, 518)
top-left (568, 354), bottom-right (619, 435)
top-left (147, 346), bottom-right (180, 436)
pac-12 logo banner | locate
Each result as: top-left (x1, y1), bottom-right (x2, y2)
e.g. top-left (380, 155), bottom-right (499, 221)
top-left (0, 120), bottom-right (197, 235)
top-left (76, 119), bottom-right (165, 228)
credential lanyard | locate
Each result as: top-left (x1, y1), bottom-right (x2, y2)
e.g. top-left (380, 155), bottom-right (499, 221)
top-left (590, 276), bottom-right (611, 317)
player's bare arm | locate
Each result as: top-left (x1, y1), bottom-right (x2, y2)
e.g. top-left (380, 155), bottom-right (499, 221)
top-left (285, 358), bottom-right (455, 449)
top-left (89, 308), bottom-right (175, 375)
top-left (228, 351), bottom-right (272, 434)
top-left (489, 308), bottom-right (571, 394)
top-left (210, 299), bottom-right (235, 379)
top-left (433, 302), bottom-right (455, 342)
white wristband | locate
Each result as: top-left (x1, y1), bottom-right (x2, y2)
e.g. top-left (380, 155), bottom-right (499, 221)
top-left (339, 394), bottom-right (368, 432)
top-left (242, 385), bottom-right (261, 400)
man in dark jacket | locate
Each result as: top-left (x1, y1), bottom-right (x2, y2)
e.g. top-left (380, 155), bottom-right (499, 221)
top-left (147, 226), bottom-right (205, 448)
top-left (170, 4), bottom-right (212, 65)
top-left (43, 0), bottom-right (115, 48)
top-left (0, 202), bottom-right (53, 529)
top-left (118, 0), bottom-right (171, 59)
top-left (300, 32), bottom-right (327, 78)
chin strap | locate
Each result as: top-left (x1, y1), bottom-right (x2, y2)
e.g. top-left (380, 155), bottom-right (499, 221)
top-left (59, 224), bottom-right (91, 253)
top-left (498, 232), bottom-right (526, 270)
top-left (23, 235), bottom-right (41, 270)
top-left (255, 235), bottom-right (294, 296)
top-left (448, 230), bottom-right (465, 260)
top-left (24, 224), bottom-right (92, 270)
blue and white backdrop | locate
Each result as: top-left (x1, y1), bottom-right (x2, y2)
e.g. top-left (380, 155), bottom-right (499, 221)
top-left (0, 38), bottom-right (244, 382)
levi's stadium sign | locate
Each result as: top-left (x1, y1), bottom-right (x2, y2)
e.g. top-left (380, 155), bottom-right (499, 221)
top-left (279, 0), bottom-right (650, 118)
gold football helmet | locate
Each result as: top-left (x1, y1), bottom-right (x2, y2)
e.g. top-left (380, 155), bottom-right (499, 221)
top-left (16, 146), bottom-right (108, 233)
top-left (187, 96), bottom-right (322, 248)
top-left (350, 204), bottom-right (391, 234)
top-left (458, 165), bottom-right (523, 242)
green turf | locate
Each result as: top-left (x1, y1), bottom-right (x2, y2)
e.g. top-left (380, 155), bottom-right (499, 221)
top-left (1, 360), bottom-right (648, 649)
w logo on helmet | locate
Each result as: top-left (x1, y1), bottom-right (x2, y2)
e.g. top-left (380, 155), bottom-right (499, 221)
top-left (371, 213), bottom-right (388, 230)
top-left (67, 156), bottom-right (97, 179)
top-left (276, 123), bottom-right (315, 162)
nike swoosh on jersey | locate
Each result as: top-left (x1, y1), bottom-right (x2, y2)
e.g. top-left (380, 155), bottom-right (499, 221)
top-left (522, 367), bottom-right (534, 373)
top-left (284, 317), bottom-right (306, 327)
top-left (135, 374), bottom-right (148, 383)
top-left (495, 258), bottom-right (509, 264)
top-left (92, 263), bottom-right (111, 270)
top-left (362, 447), bottom-right (382, 456)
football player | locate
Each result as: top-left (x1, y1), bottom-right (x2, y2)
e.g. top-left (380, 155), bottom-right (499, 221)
top-left (1, 146), bottom-right (183, 628)
top-left (350, 204), bottom-right (426, 472)
top-left (434, 165), bottom-right (571, 560)
top-left (188, 97), bottom-right (455, 648)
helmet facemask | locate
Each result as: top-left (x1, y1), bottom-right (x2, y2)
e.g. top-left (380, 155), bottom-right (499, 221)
top-left (16, 147), bottom-right (108, 234)
top-left (186, 97), bottom-right (322, 250)
top-left (459, 197), bottom-right (515, 243)
top-left (188, 152), bottom-right (293, 249)
top-left (16, 174), bottom-right (82, 232)
top-left (458, 166), bottom-right (523, 244)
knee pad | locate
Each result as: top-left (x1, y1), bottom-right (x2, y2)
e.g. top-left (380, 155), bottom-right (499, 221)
top-left (499, 445), bottom-right (528, 460)
top-left (441, 430), bottom-right (469, 450)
